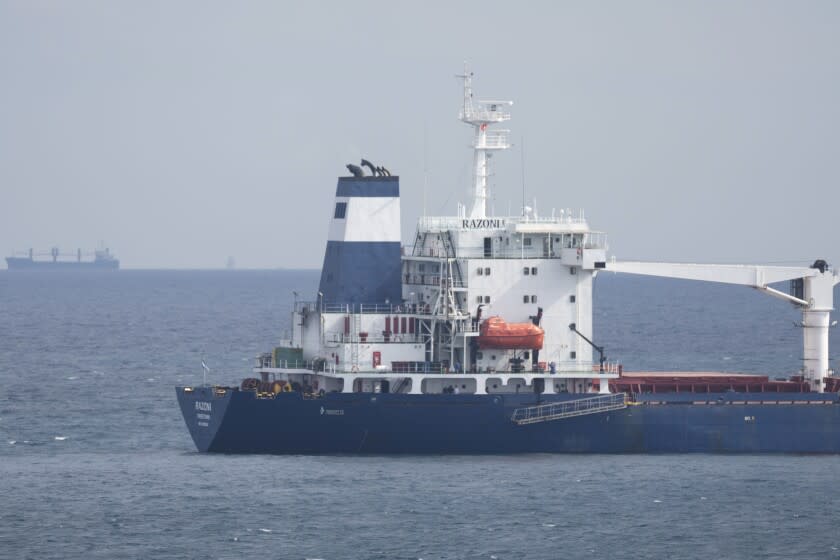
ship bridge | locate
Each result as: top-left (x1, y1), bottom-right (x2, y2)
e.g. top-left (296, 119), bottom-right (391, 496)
top-left (409, 213), bottom-right (607, 261)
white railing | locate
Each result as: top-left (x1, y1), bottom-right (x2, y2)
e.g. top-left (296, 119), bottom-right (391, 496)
top-left (471, 361), bottom-right (596, 374)
top-left (593, 362), bottom-right (622, 375)
top-left (474, 130), bottom-right (510, 149)
top-left (324, 332), bottom-right (423, 344)
top-left (406, 246), bottom-right (606, 260)
top-left (403, 274), bottom-right (466, 288)
top-left (317, 303), bottom-right (424, 314)
top-left (415, 214), bottom-right (595, 232)
top-left (460, 109), bottom-right (511, 122)
top-left (511, 393), bottom-right (627, 425)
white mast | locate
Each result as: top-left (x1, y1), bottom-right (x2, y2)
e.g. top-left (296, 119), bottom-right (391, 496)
top-left (457, 66), bottom-right (512, 219)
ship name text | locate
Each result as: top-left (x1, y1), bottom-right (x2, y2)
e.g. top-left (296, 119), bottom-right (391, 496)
top-left (462, 218), bottom-right (506, 229)
top-left (195, 401), bottom-right (212, 412)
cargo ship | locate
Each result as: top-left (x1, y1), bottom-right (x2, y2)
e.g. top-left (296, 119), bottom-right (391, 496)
top-left (5, 247), bottom-right (119, 270)
top-left (177, 70), bottom-right (840, 453)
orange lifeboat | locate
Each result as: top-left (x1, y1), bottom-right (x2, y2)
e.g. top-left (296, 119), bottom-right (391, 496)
top-left (478, 316), bottom-right (544, 350)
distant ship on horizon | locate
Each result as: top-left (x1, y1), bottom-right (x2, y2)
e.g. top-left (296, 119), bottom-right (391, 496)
top-left (5, 247), bottom-right (119, 270)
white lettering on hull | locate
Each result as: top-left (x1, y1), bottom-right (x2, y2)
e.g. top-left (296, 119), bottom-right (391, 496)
top-left (320, 406), bottom-right (344, 416)
top-left (195, 401), bottom-right (212, 427)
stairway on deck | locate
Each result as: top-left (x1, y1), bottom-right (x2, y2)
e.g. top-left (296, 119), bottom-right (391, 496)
top-left (511, 393), bottom-right (627, 425)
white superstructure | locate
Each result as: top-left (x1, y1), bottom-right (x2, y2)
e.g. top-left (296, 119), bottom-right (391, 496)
top-left (256, 69), bottom-right (838, 397)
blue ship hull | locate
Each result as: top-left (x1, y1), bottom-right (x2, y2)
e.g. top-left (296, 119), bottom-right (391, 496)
top-left (177, 387), bottom-right (840, 454)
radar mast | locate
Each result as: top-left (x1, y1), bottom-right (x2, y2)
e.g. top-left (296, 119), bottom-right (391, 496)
top-left (457, 66), bottom-right (512, 219)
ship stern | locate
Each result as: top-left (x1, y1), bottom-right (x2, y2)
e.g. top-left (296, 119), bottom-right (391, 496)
top-left (175, 386), bottom-right (233, 452)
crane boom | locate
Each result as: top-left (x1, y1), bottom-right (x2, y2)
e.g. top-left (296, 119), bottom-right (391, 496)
top-left (604, 259), bottom-right (839, 392)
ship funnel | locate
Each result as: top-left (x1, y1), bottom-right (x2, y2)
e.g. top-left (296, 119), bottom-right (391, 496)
top-left (318, 167), bottom-right (402, 306)
top-left (812, 259), bottom-right (828, 274)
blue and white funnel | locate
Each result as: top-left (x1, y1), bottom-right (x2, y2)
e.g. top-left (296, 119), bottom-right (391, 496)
top-left (318, 173), bottom-right (402, 306)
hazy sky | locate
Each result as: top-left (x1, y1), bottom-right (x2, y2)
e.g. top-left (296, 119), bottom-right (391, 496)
top-left (1, 1), bottom-right (838, 269)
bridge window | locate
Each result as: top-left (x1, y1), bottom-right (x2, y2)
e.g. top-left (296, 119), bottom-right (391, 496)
top-left (530, 295), bottom-right (537, 303)
top-left (570, 351), bottom-right (576, 359)
top-left (334, 202), bottom-right (347, 219)
top-left (570, 295), bottom-right (576, 303)
top-left (523, 267), bottom-right (530, 275)
top-left (531, 267), bottom-right (538, 275)
top-left (485, 267), bottom-right (490, 276)
top-left (476, 296), bottom-right (483, 304)
top-left (477, 268), bottom-right (483, 276)
top-left (484, 296), bottom-right (491, 304)
top-left (523, 295), bottom-right (529, 303)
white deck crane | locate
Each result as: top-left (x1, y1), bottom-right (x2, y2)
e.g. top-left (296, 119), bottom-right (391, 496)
top-left (605, 259), bottom-right (840, 392)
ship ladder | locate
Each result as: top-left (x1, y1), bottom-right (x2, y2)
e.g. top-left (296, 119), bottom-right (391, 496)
top-left (511, 393), bottom-right (627, 425)
top-left (351, 312), bottom-right (361, 370)
top-left (391, 377), bottom-right (410, 394)
top-left (444, 231), bottom-right (464, 287)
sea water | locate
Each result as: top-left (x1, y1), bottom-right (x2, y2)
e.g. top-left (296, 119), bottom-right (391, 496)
top-left (1, 270), bottom-right (839, 560)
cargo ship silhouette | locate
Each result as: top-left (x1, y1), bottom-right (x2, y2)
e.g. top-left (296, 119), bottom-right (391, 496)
top-left (177, 69), bottom-right (840, 454)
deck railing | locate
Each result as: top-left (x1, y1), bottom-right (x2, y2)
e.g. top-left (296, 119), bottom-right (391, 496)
top-left (305, 302), bottom-right (436, 315)
top-left (416, 214), bottom-right (591, 232)
top-left (511, 393), bottom-right (627, 425)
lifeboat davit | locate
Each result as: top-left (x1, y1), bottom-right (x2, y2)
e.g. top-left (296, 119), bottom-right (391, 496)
top-left (478, 316), bottom-right (544, 350)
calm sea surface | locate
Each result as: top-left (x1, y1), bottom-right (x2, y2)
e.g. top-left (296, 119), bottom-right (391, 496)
top-left (1, 270), bottom-right (839, 560)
